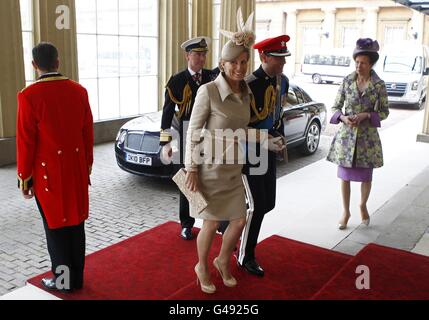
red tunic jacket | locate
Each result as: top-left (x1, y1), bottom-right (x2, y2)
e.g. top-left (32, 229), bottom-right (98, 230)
top-left (17, 74), bottom-right (94, 229)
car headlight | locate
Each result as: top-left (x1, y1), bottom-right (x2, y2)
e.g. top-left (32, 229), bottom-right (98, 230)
top-left (116, 130), bottom-right (127, 145)
top-left (411, 81), bottom-right (419, 91)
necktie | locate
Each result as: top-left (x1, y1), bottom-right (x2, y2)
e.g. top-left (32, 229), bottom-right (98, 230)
top-left (192, 73), bottom-right (201, 86)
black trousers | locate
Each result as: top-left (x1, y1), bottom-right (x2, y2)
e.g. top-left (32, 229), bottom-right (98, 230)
top-left (239, 151), bottom-right (277, 263)
top-left (36, 197), bottom-right (86, 289)
top-left (178, 161), bottom-right (195, 228)
top-left (179, 191), bottom-right (195, 228)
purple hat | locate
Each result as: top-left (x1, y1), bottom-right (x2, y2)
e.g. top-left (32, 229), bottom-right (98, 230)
top-left (353, 38), bottom-right (380, 60)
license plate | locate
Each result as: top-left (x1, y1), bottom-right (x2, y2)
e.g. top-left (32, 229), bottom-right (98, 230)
top-left (126, 153), bottom-right (152, 166)
top-left (388, 96), bottom-right (400, 102)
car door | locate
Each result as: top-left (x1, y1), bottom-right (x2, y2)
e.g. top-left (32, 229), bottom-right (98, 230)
top-left (282, 87), bottom-right (309, 142)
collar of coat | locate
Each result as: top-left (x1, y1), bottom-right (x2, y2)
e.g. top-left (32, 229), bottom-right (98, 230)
top-left (345, 69), bottom-right (383, 95)
top-left (214, 73), bottom-right (253, 102)
top-left (36, 72), bottom-right (68, 83)
top-left (254, 65), bottom-right (277, 84)
top-left (346, 69), bottom-right (383, 85)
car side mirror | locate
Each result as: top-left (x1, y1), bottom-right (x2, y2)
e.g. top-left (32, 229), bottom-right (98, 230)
top-left (424, 67), bottom-right (429, 75)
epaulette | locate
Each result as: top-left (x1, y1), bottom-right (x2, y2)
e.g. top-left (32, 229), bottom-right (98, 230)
top-left (166, 83), bottom-right (193, 119)
top-left (249, 84), bottom-right (276, 123)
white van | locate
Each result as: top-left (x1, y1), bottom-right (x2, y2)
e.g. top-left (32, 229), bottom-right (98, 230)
top-left (377, 44), bottom-right (429, 109)
top-left (301, 49), bottom-right (354, 84)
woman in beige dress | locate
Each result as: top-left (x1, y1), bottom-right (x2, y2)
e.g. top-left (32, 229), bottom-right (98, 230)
top-left (185, 10), bottom-right (255, 294)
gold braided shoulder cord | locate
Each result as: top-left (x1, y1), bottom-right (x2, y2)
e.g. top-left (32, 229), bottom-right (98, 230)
top-left (166, 84), bottom-right (193, 119)
top-left (250, 85), bottom-right (276, 123)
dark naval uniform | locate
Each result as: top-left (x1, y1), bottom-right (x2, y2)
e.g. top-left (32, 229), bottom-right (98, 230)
top-left (159, 37), bottom-right (216, 237)
top-left (17, 72), bottom-right (94, 290)
top-left (238, 35), bottom-right (291, 276)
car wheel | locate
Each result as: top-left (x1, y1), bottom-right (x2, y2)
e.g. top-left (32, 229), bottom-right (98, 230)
top-left (299, 121), bottom-right (320, 155)
top-left (312, 74), bottom-right (322, 84)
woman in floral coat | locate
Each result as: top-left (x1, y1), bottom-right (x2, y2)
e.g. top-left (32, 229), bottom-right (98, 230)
top-left (327, 38), bottom-right (389, 230)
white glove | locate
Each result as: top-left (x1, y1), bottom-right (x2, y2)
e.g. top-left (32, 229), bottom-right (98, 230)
top-left (268, 136), bottom-right (286, 152)
top-left (160, 143), bottom-right (173, 164)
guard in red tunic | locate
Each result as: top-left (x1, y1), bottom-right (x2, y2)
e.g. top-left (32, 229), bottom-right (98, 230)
top-left (17, 42), bottom-right (94, 292)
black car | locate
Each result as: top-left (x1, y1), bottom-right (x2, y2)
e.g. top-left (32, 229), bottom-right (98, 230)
top-left (115, 83), bottom-right (327, 178)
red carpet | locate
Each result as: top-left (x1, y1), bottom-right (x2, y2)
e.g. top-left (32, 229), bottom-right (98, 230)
top-left (28, 222), bottom-right (222, 300)
top-left (29, 222), bottom-right (429, 300)
top-left (312, 243), bottom-right (429, 300)
top-left (27, 222), bottom-right (351, 300)
top-left (166, 235), bottom-right (351, 300)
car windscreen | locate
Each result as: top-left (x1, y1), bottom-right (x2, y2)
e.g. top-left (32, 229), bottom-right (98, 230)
top-left (383, 55), bottom-right (422, 73)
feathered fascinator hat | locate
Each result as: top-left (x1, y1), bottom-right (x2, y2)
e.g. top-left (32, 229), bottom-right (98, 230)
top-left (219, 7), bottom-right (256, 61)
top-left (353, 38), bottom-right (380, 60)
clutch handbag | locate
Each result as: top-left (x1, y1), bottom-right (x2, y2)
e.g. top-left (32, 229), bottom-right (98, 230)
top-left (172, 168), bottom-right (208, 215)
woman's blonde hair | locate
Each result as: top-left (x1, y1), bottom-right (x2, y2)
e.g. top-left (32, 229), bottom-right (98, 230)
top-left (218, 48), bottom-right (250, 72)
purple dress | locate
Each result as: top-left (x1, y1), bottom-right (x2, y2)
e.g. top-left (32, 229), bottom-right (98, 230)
top-left (330, 111), bottom-right (381, 182)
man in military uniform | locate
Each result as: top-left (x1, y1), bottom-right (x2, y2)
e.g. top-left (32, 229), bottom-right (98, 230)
top-left (160, 36), bottom-right (215, 240)
top-left (17, 42), bottom-right (94, 291)
top-left (238, 35), bottom-right (290, 277)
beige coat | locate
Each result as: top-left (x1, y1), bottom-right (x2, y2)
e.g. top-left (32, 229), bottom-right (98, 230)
top-left (185, 74), bottom-right (251, 220)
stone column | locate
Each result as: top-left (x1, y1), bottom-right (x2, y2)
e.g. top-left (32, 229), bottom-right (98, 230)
top-left (219, 0), bottom-right (255, 72)
top-left (417, 86), bottom-right (429, 143)
top-left (192, 0), bottom-right (213, 68)
top-left (159, 0), bottom-right (189, 108)
top-left (363, 7), bottom-right (379, 39)
top-left (33, 0), bottom-right (79, 81)
top-left (0, 0), bottom-right (25, 138)
top-left (417, 11), bottom-right (429, 142)
top-left (322, 8), bottom-right (336, 49)
top-left (285, 9), bottom-right (297, 77)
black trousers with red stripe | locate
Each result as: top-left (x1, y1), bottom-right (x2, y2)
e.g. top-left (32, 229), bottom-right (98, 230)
top-left (35, 197), bottom-right (86, 289)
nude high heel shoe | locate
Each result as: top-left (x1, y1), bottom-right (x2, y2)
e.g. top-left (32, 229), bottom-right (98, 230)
top-left (360, 205), bottom-right (370, 227)
top-left (213, 257), bottom-right (237, 287)
top-left (338, 213), bottom-right (351, 230)
top-left (194, 264), bottom-right (216, 294)
top-left (362, 216), bottom-right (370, 227)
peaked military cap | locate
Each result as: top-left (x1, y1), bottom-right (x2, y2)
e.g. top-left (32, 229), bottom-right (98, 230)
top-left (181, 36), bottom-right (211, 52)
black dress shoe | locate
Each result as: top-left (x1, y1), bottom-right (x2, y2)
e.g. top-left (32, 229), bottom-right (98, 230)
top-left (41, 278), bottom-right (73, 293)
top-left (240, 260), bottom-right (265, 277)
top-left (41, 278), bottom-right (57, 290)
top-left (181, 227), bottom-right (193, 240)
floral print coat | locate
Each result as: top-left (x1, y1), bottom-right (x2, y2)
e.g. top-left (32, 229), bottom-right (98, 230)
top-left (326, 70), bottom-right (389, 168)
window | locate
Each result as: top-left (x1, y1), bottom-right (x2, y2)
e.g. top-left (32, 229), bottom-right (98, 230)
top-left (302, 26), bottom-right (322, 56)
top-left (76, 0), bottom-right (159, 121)
top-left (256, 19), bottom-right (272, 42)
top-left (255, 19), bottom-right (272, 69)
top-left (213, 0), bottom-right (221, 68)
top-left (20, 0), bottom-right (35, 85)
top-left (384, 25), bottom-right (406, 46)
top-left (286, 88), bottom-right (298, 107)
top-left (304, 54), bottom-right (351, 67)
top-left (341, 26), bottom-right (360, 49)
top-left (301, 89), bottom-right (312, 103)
top-left (384, 55), bottom-right (423, 73)
top-left (294, 89), bottom-right (304, 104)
